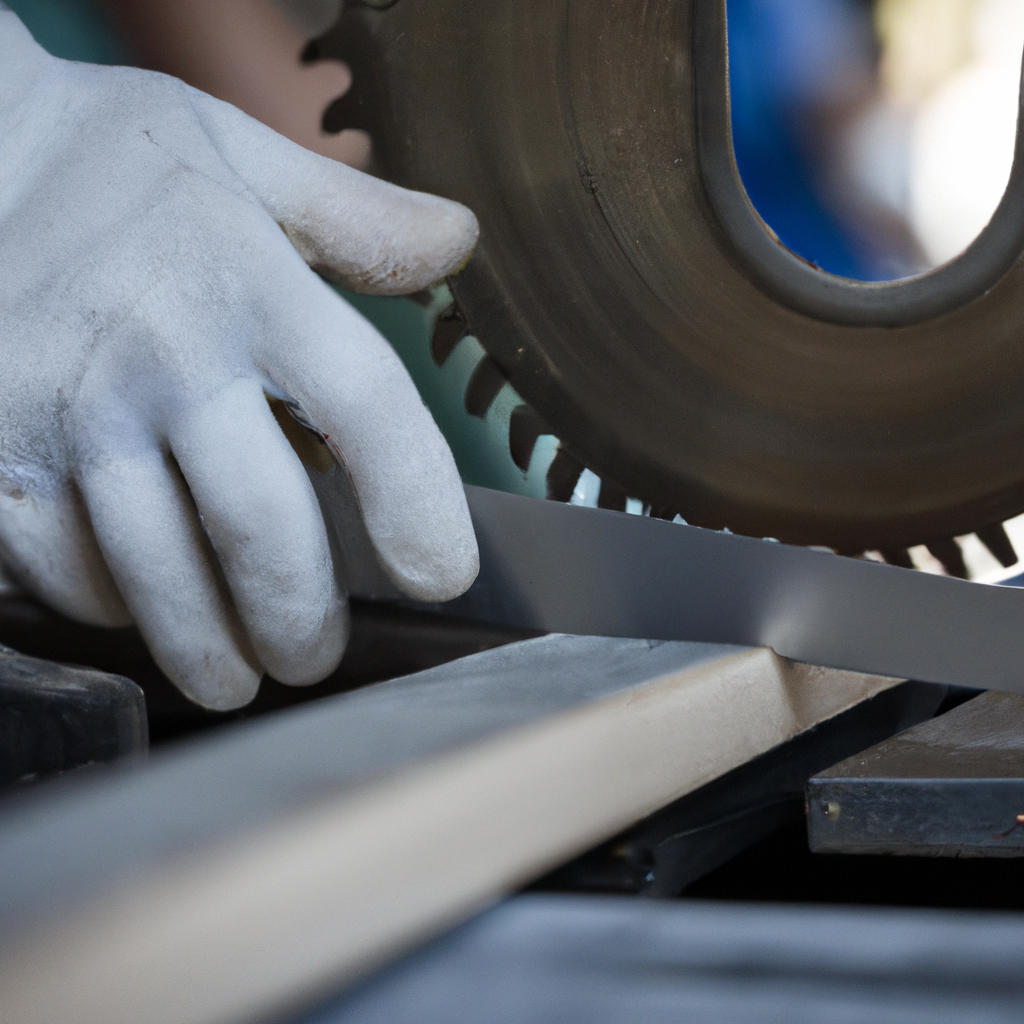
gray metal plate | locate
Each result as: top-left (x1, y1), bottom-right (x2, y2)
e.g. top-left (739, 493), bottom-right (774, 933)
top-left (298, 894), bottom-right (1024, 1024)
top-left (809, 690), bottom-right (1024, 856)
top-left (398, 486), bottom-right (1024, 695)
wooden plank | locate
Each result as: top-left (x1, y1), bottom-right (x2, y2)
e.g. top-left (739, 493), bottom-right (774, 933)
top-left (540, 681), bottom-right (941, 895)
top-left (0, 636), bottom-right (900, 1024)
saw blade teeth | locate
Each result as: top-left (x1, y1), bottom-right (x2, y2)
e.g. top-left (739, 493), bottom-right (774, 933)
top-left (321, 76), bottom-right (369, 136)
top-left (925, 538), bottom-right (969, 579)
top-left (439, 295), bottom-right (1024, 578)
top-left (865, 530), bottom-right (1022, 579)
top-left (464, 356), bottom-right (508, 419)
top-left (316, 11), bottom-right (377, 137)
top-left (879, 548), bottom-right (915, 569)
top-left (597, 479), bottom-right (628, 512)
top-left (546, 447), bottom-right (586, 502)
top-left (976, 522), bottom-right (1018, 568)
top-left (648, 505), bottom-right (679, 521)
top-left (508, 405), bottom-right (550, 473)
top-left (407, 290), bottom-right (436, 309)
top-left (430, 306), bottom-right (467, 366)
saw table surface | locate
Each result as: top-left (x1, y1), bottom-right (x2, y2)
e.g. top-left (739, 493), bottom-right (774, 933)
top-left (808, 690), bottom-right (1024, 856)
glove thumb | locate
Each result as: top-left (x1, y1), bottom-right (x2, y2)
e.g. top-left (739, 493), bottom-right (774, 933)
top-left (194, 91), bottom-right (479, 293)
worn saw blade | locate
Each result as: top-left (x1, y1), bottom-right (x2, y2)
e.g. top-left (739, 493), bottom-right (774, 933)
top-left (322, 0), bottom-right (1024, 558)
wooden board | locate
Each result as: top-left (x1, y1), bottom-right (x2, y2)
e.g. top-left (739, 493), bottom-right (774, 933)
top-left (0, 635), bottom-right (900, 1024)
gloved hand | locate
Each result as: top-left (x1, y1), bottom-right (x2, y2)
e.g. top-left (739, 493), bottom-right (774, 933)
top-left (0, 8), bottom-right (480, 709)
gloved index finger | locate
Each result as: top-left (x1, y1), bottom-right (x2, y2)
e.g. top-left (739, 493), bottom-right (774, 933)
top-left (191, 90), bottom-right (480, 295)
top-left (259, 269), bottom-right (479, 604)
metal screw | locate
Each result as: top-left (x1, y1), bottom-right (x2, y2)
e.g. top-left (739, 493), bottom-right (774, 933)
top-left (992, 814), bottom-right (1024, 839)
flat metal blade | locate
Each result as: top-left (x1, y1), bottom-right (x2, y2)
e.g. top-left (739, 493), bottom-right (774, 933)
top-left (415, 486), bottom-right (1024, 694)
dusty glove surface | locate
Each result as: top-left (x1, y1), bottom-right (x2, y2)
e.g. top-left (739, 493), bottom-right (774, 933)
top-left (0, 9), bottom-right (480, 709)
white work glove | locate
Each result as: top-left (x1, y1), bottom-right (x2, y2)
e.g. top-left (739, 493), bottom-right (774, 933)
top-left (0, 9), bottom-right (480, 709)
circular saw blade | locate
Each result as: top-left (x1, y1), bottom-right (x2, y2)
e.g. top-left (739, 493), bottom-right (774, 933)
top-left (331, 0), bottom-right (1024, 554)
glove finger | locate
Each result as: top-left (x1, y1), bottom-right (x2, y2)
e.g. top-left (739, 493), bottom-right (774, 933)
top-left (169, 378), bottom-right (348, 687)
top-left (191, 90), bottom-right (479, 294)
top-left (257, 271), bottom-right (479, 602)
top-left (0, 480), bottom-right (130, 627)
top-left (78, 443), bottom-right (264, 711)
